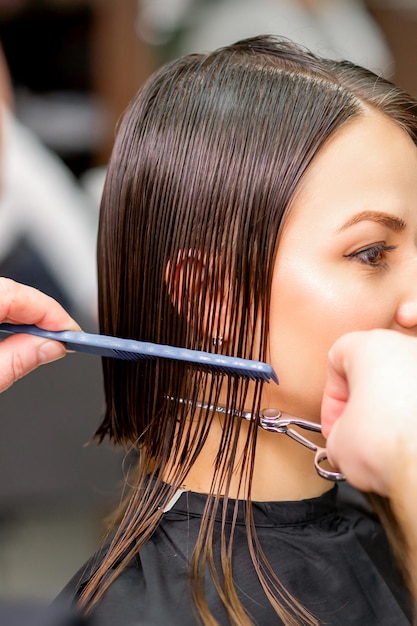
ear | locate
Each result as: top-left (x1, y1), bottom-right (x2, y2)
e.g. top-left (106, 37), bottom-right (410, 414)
top-left (164, 249), bottom-right (230, 343)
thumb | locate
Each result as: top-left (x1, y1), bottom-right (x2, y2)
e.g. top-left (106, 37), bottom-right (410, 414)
top-left (321, 339), bottom-right (350, 439)
top-left (0, 334), bottom-right (66, 392)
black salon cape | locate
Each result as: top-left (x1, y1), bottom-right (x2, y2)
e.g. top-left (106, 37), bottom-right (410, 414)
top-left (57, 486), bottom-right (412, 625)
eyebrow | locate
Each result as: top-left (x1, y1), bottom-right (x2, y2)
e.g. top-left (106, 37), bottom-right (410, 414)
top-left (338, 210), bottom-right (407, 233)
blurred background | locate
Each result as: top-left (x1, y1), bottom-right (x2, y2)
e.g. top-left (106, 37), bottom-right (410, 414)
top-left (0, 0), bottom-right (416, 608)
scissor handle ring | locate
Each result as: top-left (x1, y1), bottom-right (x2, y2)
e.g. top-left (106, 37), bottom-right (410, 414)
top-left (314, 448), bottom-right (346, 482)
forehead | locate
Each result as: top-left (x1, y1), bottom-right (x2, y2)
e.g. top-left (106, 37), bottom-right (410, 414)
top-left (284, 111), bottom-right (417, 232)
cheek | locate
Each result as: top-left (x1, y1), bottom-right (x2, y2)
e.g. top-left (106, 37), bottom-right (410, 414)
top-left (270, 260), bottom-right (365, 347)
top-left (267, 260), bottom-right (386, 415)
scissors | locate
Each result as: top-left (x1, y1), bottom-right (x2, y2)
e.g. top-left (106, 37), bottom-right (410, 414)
top-left (174, 399), bottom-right (345, 482)
top-left (259, 409), bottom-right (345, 482)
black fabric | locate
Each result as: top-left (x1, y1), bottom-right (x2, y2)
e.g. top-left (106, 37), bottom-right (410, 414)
top-left (57, 485), bottom-right (413, 625)
top-left (0, 601), bottom-right (87, 626)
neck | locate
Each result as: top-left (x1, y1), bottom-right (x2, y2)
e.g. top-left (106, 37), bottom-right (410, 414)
top-left (165, 412), bottom-right (332, 502)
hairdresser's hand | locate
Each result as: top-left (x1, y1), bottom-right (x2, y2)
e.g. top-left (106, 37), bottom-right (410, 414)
top-left (0, 278), bottom-right (80, 392)
top-left (321, 329), bottom-right (417, 497)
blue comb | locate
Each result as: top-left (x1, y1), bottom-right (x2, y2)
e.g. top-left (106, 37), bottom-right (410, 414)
top-left (0, 323), bottom-right (278, 383)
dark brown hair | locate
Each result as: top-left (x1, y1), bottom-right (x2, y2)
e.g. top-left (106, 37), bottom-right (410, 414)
top-left (81, 36), bottom-right (417, 624)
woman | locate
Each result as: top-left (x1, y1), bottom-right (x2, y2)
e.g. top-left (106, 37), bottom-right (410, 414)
top-left (61, 36), bottom-right (417, 624)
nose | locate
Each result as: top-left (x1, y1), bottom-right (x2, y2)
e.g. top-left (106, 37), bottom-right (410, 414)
top-left (394, 257), bottom-right (417, 333)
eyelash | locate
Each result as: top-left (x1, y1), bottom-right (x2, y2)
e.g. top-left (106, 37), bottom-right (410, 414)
top-left (343, 242), bottom-right (398, 269)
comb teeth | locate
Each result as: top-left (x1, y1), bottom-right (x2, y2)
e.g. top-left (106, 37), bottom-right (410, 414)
top-left (103, 352), bottom-right (277, 383)
top-left (0, 323), bottom-right (279, 383)
top-left (113, 349), bottom-right (147, 361)
top-left (109, 349), bottom-right (277, 382)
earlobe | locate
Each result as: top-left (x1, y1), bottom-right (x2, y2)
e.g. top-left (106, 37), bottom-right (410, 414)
top-left (164, 249), bottom-right (230, 344)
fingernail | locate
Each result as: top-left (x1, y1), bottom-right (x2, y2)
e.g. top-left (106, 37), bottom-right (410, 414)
top-left (39, 341), bottom-right (66, 364)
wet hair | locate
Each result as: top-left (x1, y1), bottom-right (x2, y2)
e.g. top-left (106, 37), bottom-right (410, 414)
top-left (80, 35), bottom-right (417, 624)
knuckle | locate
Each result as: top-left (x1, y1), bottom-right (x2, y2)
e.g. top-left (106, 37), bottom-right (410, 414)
top-left (10, 349), bottom-right (29, 382)
top-left (0, 277), bottom-right (17, 316)
top-left (0, 276), bottom-right (14, 295)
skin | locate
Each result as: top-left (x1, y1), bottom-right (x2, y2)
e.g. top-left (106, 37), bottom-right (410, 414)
top-left (321, 328), bottom-right (417, 603)
top-left (183, 109), bottom-right (417, 500)
top-left (321, 329), bottom-right (417, 495)
top-left (0, 277), bottom-right (80, 392)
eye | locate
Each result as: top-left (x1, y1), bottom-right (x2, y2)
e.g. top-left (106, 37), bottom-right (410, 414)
top-left (343, 242), bottom-right (398, 269)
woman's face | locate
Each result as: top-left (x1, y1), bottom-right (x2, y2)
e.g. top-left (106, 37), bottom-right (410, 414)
top-left (264, 111), bottom-right (417, 421)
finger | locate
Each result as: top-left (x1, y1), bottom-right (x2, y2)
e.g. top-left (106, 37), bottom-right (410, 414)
top-left (0, 334), bottom-right (66, 392)
top-left (323, 417), bottom-right (345, 474)
top-left (326, 419), bottom-right (391, 496)
top-left (320, 335), bottom-right (353, 438)
top-left (0, 278), bottom-right (80, 331)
